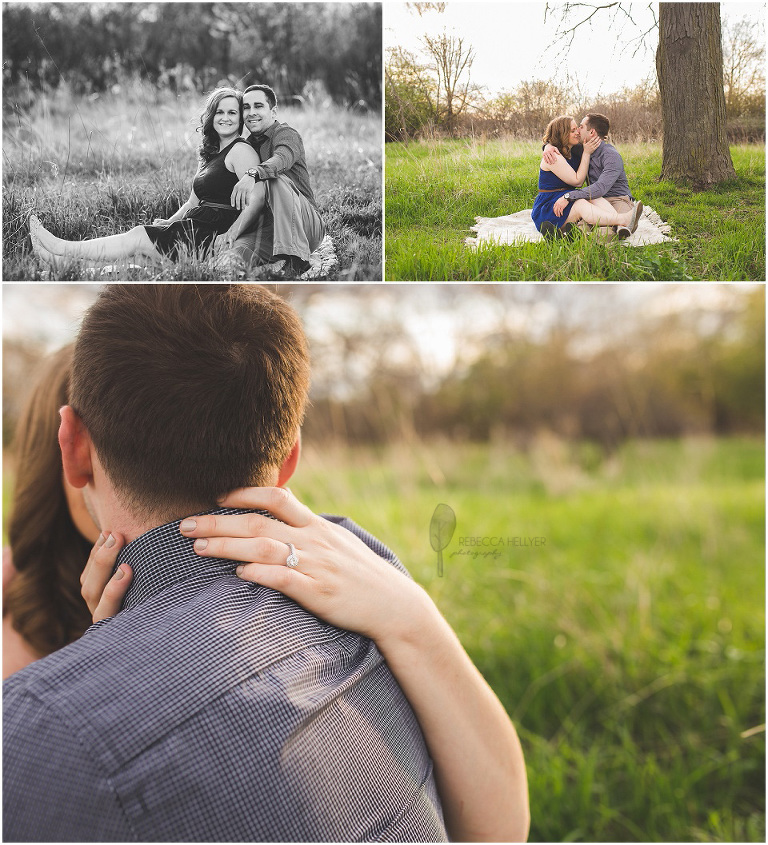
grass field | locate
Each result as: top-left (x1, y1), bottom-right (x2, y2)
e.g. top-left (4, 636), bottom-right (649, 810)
top-left (291, 436), bottom-right (765, 842)
top-left (385, 139), bottom-right (766, 281)
top-left (2, 80), bottom-right (382, 280)
top-left (3, 435), bottom-right (764, 840)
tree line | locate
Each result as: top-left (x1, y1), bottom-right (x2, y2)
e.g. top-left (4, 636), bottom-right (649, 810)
top-left (3, 2), bottom-right (381, 108)
top-left (386, 8), bottom-right (765, 150)
top-left (2, 287), bottom-right (763, 452)
top-left (302, 287), bottom-right (765, 449)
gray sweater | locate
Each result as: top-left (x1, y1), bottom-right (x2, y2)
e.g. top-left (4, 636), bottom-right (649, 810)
top-left (569, 141), bottom-right (633, 201)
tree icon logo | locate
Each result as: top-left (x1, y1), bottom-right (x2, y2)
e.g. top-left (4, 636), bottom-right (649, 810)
top-left (430, 503), bottom-right (456, 577)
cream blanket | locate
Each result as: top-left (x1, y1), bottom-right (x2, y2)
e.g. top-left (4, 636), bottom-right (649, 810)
top-left (466, 205), bottom-right (674, 248)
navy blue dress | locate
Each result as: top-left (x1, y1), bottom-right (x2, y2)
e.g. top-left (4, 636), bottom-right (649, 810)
top-left (531, 144), bottom-right (583, 231)
top-left (145, 138), bottom-right (248, 259)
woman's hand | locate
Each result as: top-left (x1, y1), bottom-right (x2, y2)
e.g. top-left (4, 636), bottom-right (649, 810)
top-left (584, 135), bottom-right (601, 156)
top-left (80, 533), bottom-right (133, 623)
top-left (151, 218), bottom-right (171, 226)
top-left (180, 488), bottom-right (530, 841)
top-left (179, 487), bottom-right (429, 648)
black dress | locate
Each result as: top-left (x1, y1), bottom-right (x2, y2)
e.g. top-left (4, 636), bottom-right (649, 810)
top-left (144, 138), bottom-right (248, 259)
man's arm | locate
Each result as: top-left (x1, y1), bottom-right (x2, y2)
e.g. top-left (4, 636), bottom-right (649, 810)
top-left (251, 125), bottom-right (303, 180)
top-left (567, 145), bottom-right (624, 201)
top-left (3, 685), bottom-right (136, 841)
top-left (231, 126), bottom-right (305, 209)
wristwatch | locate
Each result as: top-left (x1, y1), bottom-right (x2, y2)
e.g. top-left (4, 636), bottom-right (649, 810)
top-left (246, 168), bottom-right (261, 181)
top-left (563, 193), bottom-right (571, 200)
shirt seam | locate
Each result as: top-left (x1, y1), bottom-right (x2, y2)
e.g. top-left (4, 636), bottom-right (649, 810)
top-left (372, 758), bottom-right (442, 842)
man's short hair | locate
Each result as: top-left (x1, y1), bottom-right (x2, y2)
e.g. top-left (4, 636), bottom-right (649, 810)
top-left (70, 285), bottom-right (309, 521)
top-left (585, 112), bottom-right (610, 139)
top-left (243, 83), bottom-right (277, 109)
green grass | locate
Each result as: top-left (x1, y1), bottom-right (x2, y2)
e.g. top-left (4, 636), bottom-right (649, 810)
top-left (3, 436), bottom-right (764, 840)
top-left (385, 139), bottom-right (766, 281)
top-left (290, 436), bottom-right (765, 841)
top-left (2, 80), bottom-right (382, 280)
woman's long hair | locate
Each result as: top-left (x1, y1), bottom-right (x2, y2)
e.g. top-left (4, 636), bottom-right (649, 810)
top-left (543, 115), bottom-right (576, 160)
top-left (4, 345), bottom-right (93, 657)
top-left (197, 87), bottom-right (243, 163)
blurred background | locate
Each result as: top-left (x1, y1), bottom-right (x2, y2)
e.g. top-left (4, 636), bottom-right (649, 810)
top-left (2, 282), bottom-right (765, 841)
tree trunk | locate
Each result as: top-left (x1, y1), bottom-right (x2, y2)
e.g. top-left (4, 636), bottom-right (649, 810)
top-left (656, 2), bottom-right (736, 187)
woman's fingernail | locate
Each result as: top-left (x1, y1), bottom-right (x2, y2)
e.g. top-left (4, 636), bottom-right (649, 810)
top-left (180, 519), bottom-right (197, 532)
top-left (114, 567), bottom-right (125, 581)
top-left (194, 538), bottom-right (208, 551)
top-left (105, 534), bottom-right (116, 548)
top-left (96, 532), bottom-right (107, 547)
top-left (236, 565), bottom-right (244, 575)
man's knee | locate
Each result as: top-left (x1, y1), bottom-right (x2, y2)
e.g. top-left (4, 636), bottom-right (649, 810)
top-left (607, 197), bottom-right (632, 214)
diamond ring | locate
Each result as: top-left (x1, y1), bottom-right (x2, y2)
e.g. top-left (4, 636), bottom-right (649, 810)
top-left (285, 543), bottom-right (299, 568)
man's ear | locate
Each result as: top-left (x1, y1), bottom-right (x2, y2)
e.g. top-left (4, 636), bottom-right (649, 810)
top-left (276, 435), bottom-right (301, 488)
top-left (58, 405), bottom-right (94, 489)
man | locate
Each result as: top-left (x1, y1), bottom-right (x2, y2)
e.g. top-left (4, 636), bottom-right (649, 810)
top-left (3, 285), bottom-right (446, 842)
top-left (545, 112), bottom-right (640, 239)
top-left (230, 84), bottom-right (325, 275)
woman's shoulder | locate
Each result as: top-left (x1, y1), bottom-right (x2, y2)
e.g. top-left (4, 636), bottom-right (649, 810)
top-left (225, 138), bottom-right (259, 162)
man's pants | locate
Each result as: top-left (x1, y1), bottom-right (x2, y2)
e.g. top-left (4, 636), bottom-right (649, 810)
top-left (234, 175), bottom-right (325, 266)
top-left (577, 195), bottom-right (633, 241)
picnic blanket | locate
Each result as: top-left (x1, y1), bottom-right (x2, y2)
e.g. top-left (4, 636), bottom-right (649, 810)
top-left (465, 205), bottom-right (674, 248)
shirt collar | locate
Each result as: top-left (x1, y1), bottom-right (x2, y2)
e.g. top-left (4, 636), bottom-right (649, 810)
top-left (116, 507), bottom-right (271, 612)
top-left (249, 119), bottom-right (280, 143)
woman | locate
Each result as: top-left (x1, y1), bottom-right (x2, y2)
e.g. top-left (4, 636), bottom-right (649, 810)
top-left (532, 115), bottom-right (641, 239)
top-left (29, 88), bottom-right (260, 266)
top-left (5, 347), bottom-right (530, 842)
top-left (3, 345), bottom-right (99, 677)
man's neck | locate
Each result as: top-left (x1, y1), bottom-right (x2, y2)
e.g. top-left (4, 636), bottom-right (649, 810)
top-left (252, 119), bottom-right (278, 137)
top-left (88, 488), bottom-right (204, 546)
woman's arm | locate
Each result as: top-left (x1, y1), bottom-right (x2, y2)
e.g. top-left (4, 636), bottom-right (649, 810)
top-left (152, 188), bottom-right (200, 227)
top-left (541, 136), bottom-right (599, 186)
top-left (179, 487), bottom-right (530, 842)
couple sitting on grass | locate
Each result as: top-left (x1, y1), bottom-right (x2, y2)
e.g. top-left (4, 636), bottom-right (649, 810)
top-left (30, 85), bottom-right (323, 276)
top-left (532, 112), bottom-right (643, 241)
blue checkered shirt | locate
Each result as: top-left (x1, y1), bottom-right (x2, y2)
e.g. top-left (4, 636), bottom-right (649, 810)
top-left (3, 509), bottom-right (447, 842)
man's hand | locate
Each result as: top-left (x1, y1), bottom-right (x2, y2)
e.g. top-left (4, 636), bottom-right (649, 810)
top-left (542, 144), bottom-right (560, 166)
top-left (218, 224), bottom-right (240, 249)
top-left (80, 532), bottom-right (133, 622)
top-left (231, 174), bottom-right (257, 210)
top-left (553, 196), bottom-right (569, 217)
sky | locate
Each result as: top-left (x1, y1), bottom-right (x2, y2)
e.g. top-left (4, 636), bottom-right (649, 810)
top-left (384, 1), bottom-right (766, 98)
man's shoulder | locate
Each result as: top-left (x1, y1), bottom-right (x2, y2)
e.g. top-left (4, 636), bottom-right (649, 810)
top-left (273, 121), bottom-right (303, 141)
top-left (321, 514), bottom-right (411, 578)
top-left (601, 140), bottom-right (623, 159)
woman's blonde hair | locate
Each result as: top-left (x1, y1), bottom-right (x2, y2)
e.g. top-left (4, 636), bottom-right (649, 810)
top-left (543, 115), bottom-right (576, 159)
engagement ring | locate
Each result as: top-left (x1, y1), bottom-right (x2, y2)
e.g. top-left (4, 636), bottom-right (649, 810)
top-left (285, 543), bottom-right (299, 568)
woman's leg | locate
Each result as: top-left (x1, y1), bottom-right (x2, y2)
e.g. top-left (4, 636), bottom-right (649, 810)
top-left (30, 216), bottom-right (163, 262)
top-left (565, 198), bottom-right (632, 227)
